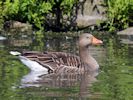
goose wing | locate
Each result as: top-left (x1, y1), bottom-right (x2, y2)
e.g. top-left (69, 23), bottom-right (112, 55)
top-left (22, 51), bottom-right (81, 72)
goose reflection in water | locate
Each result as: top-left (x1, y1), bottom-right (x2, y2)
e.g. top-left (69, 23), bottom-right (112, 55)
top-left (20, 68), bottom-right (99, 99)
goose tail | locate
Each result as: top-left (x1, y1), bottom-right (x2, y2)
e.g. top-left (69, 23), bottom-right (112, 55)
top-left (10, 51), bottom-right (21, 56)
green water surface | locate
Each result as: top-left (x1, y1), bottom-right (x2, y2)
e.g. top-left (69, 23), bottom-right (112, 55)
top-left (0, 32), bottom-right (133, 100)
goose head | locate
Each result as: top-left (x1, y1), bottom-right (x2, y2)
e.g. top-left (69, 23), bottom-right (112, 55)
top-left (79, 33), bottom-right (103, 48)
top-left (78, 33), bottom-right (103, 70)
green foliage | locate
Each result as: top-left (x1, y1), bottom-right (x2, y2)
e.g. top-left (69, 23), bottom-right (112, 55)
top-left (0, 0), bottom-right (77, 31)
top-left (61, 0), bottom-right (75, 14)
top-left (2, 0), bottom-right (52, 30)
top-left (45, 0), bottom-right (78, 31)
top-left (20, 0), bottom-right (52, 29)
top-left (0, 2), bottom-right (4, 30)
top-left (104, 0), bottom-right (133, 32)
top-left (3, 0), bottom-right (19, 17)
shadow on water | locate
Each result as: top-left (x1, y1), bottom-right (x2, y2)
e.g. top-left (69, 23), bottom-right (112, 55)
top-left (0, 31), bottom-right (133, 100)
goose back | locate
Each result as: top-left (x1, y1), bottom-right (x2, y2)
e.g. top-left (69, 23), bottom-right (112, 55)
top-left (21, 51), bottom-right (82, 73)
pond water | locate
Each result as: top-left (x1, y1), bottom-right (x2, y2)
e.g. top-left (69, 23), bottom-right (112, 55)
top-left (0, 32), bottom-right (133, 100)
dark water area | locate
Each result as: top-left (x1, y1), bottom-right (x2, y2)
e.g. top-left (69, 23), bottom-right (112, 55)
top-left (0, 32), bottom-right (133, 100)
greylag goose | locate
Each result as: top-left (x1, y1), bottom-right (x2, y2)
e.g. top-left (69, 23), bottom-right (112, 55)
top-left (10, 33), bottom-right (103, 75)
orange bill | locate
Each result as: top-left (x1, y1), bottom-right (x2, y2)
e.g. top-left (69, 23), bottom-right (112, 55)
top-left (92, 36), bottom-right (103, 45)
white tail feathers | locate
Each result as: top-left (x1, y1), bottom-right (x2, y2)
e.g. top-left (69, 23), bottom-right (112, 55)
top-left (10, 51), bottom-right (21, 56)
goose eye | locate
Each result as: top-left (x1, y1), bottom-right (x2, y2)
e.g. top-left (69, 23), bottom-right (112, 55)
top-left (86, 37), bottom-right (89, 39)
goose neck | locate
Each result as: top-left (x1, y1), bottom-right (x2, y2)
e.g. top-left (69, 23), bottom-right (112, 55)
top-left (79, 47), bottom-right (90, 63)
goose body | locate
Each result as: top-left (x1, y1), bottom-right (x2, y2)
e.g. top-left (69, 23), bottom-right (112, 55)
top-left (0, 36), bottom-right (6, 40)
top-left (19, 56), bottom-right (48, 72)
top-left (10, 33), bottom-right (103, 75)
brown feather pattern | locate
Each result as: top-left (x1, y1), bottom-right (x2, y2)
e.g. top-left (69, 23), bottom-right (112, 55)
top-left (19, 34), bottom-right (102, 74)
top-left (21, 51), bottom-right (83, 73)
